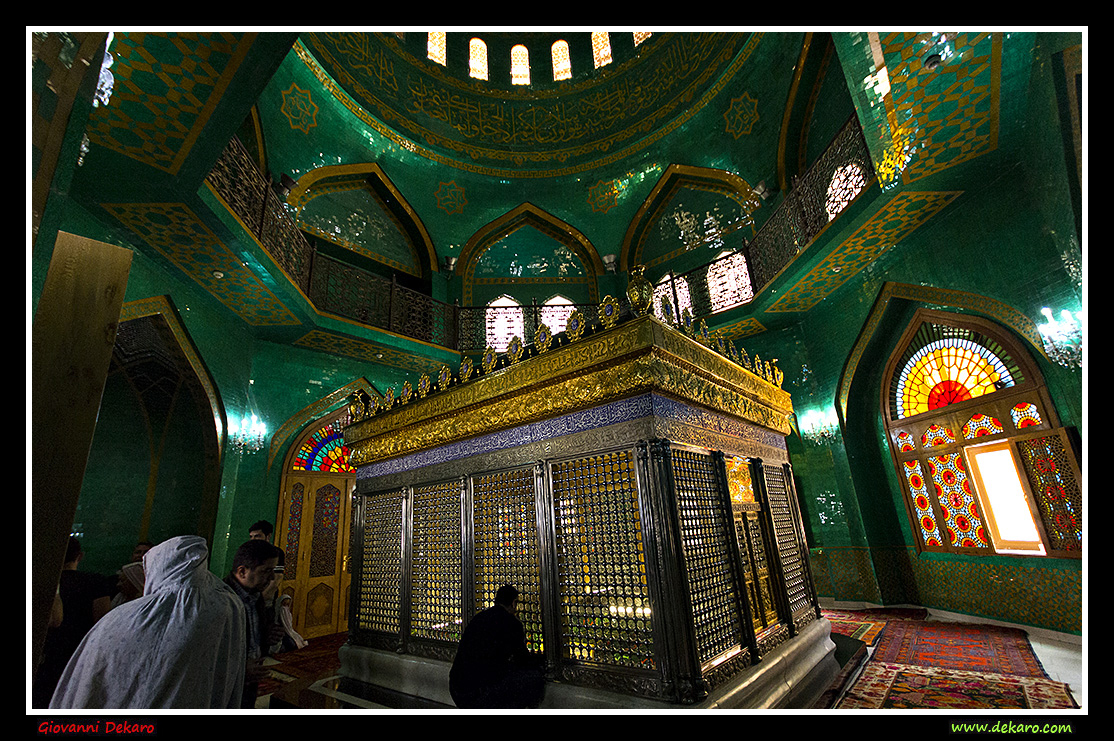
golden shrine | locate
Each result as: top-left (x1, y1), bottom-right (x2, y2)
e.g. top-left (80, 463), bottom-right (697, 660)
top-left (338, 304), bottom-right (839, 708)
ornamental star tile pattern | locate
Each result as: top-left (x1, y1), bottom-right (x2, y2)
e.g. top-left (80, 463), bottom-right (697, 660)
top-left (880, 32), bottom-right (1000, 185)
top-left (281, 82), bottom-right (319, 133)
top-left (767, 191), bottom-right (962, 314)
top-left (85, 32), bottom-right (252, 174)
top-left (723, 92), bottom-right (759, 138)
top-left (103, 202), bottom-right (301, 326)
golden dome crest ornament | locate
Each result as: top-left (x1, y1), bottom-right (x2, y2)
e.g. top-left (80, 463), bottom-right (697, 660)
top-left (697, 319), bottom-right (711, 345)
top-left (506, 335), bottom-right (524, 364)
top-left (459, 355), bottom-right (474, 382)
top-left (626, 264), bottom-right (653, 317)
top-left (598, 296), bottom-right (621, 328)
top-left (381, 387), bottom-right (395, 410)
top-left (481, 346), bottom-right (499, 374)
top-left (534, 322), bottom-right (553, 353)
top-left (714, 332), bottom-right (727, 355)
top-left (566, 310), bottom-right (587, 341)
top-left (348, 392), bottom-right (366, 421)
top-left (437, 364), bottom-right (452, 391)
top-left (417, 373), bottom-right (431, 398)
top-left (400, 380), bottom-right (413, 404)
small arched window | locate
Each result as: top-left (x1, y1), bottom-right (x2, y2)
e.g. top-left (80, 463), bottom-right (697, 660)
top-left (883, 311), bottom-right (1081, 558)
top-left (469, 38), bottom-right (489, 81)
top-left (591, 32), bottom-right (613, 69)
top-left (539, 294), bottom-right (574, 334)
top-left (427, 32), bottom-right (446, 66)
top-left (290, 411), bottom-right (354, 473)
top-left (485, 295), bottom-right (524, 352)
top-left (551, 40), bottom-right (572, 81)
top-left (706, 250), bottom-right (754, 312)
top-left (511, 44), bottom-right (530, 86)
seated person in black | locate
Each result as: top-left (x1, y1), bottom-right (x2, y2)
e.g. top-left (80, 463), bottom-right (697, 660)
top-left (449, 585), bottom-right (545, 709)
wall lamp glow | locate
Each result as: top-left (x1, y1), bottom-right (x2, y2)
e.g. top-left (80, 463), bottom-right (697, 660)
top-left (1037, 307), bottom-right (1083, 369)
top-left (796, 408), bottom-right (840, 445)
top-left (228, 412), bottom-right (269, 454)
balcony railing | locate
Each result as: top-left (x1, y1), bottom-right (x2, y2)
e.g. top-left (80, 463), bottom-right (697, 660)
top-left (206, 115), bottom-right (873, 354)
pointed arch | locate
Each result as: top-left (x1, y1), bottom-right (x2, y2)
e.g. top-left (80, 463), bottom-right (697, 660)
top-left (456, 202), bottom-right (605, 306)
top-left (285, 162), bottom-right (439, 277)
top-left (266, 377), bottom-right (379, 471)
top-left (619, 164), bottom-right (761, 272)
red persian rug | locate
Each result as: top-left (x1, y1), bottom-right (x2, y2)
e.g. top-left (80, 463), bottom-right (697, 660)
top-left (836, 661), bottom-right (1078, 710)
top-left (259, 631), bottom-right (348, 696)
top-left (823, 607), bottom-right (928, 646)
top-left (872, 621), bottom-right (1047, 677)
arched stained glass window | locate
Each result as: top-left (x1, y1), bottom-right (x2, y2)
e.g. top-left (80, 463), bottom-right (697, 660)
top-left (551, 40), bottom-right (571, 81)
top-left (592, 32), bottom-right (613, 68)
top-left (427, 32), bottom-right (446, 65)
top-left (469, 38), bottom-right (489, 81)
top-left (891, 323), bottom-right (1019, 420)
top-left (292, 413), bottom-right (355, 473)
top-left (882, 311), bottom-right (1080, 558)
top-left (511, 44), bottom-right (530, 86)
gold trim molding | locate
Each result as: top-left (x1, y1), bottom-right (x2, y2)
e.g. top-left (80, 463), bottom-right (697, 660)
top-left (345, 316), bottom-right (793, 467)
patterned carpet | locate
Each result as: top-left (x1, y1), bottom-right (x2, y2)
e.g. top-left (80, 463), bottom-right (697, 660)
top-left (823, 607), bottom-right (927, 646)
top-left (258, 632), bottom-right (348, 698)
top-left (836, 621), bottom-right (1077, 710)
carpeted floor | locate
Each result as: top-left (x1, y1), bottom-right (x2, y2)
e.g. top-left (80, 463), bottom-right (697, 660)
top-left (835, 620), bottom-right (1078, 710)
top-left (823, 607), bottom-right (928, 646)
top-left (258, 631), bottom-right (348, 699)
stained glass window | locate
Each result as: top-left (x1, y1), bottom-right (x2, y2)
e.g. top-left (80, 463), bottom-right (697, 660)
top-left (1010, 402), bottom-right (1042, 429)
top-left (292, 414), bottom-right (354, 472)
top-left (892, 323), bottom-right (1018, 419)
top-left (427, 32), bottom-right (446, 66)
top-left (922, 423), bottom-right (956, 448)
top-left (928, 453), bottom-right (990, 549)
top-left (591, 32), bottom-right (613, 68)
top-left (902, 460), bottom-right (943, 547)
top-left (511, 44), bottom-right (530, 86)
top-left (962, 413), bottom-right (1004, 439)
top-left (551, 40), bottom-right (571, 81)
top-left (469, 38), bottom-right (488, 81)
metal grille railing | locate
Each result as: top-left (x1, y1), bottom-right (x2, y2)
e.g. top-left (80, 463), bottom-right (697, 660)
top-left (208, 115), bottom-right (872, 351)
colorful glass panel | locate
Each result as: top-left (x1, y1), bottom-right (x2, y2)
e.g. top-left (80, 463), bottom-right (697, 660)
top-left (922, 423), bottom-right (956, 448)
top-left (292, 416), bottom-right (354, 473)
top-left (1016, 435), bottom-right (1082, 552)
top-left (927, 453), bottom-right (989, 548)
top-left (962, 413), bottom-right (1005, 439)
top-left (902, 460), bottom-right (943, 547)
top-left (891, 324), bottom-right (1019, 420)
top-left (1010, 402), bottom-right (1042, 429)
top-left (896, 431), bottom-right (916, 452)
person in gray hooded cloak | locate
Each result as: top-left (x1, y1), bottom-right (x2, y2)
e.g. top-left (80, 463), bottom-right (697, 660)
top-left (49, 535), bottom-right (247, 709)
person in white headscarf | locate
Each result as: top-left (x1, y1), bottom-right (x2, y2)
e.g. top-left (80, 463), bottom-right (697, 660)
top-left (49, 535), bottom-right (247, 709)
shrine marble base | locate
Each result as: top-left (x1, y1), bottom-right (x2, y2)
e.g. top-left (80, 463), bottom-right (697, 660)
top-left (330, 617), bottom-right (838, 710)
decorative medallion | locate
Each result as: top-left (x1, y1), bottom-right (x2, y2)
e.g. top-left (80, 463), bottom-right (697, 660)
top-left (566, 310), bottom-right (587, 341)
top-left (417, 373), bottom-right (431, 398)
top-left (400, 380), bottom-right (413, 404)
top-left (724, 91), bottom-right (759, 139)
top-left (481, 346), bottom-right (499, 374)
top-left (459, 355), bottom-right (474, 382)
top-left (660, 298), bottom-right (675, 325)
top-left (681, 307), bottom-right (695, 335)
top-left (626, 265), bottom-right (653, 317)
top-left (348, 392), bottom-right (366, 422)
top-left (587, 179), bottom-right (621, 214)
top-left (506, 335), bottom-right (524, 364)
top-left (535, 322), bottom-right (553, 353)
top-left (697, 319), bottom-right (711, 344)
top-left (437, 365), bottom-right (452, 391)
top-left (435, 180), bottom-right (467, 215)
top-left (598, 295), bottom-right (621, 328)
top-left (281, 82), bottom-right (319, 134)
top-left (381, 387), bottom-right (395, 410)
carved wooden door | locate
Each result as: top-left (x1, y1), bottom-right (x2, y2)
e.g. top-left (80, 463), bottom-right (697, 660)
top-left (277, 474), bottom-right (355, 639)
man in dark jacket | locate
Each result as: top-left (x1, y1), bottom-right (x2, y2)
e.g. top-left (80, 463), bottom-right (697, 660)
top-left (449, 585), bottom-right (545, 709)
top-left (224, 539), bottom-right (283, 708)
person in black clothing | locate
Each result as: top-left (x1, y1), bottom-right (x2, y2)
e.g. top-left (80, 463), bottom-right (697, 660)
top-left (449, 585), bottom-right (545, 709)
top-left (224, 539), bottom-right (283, 708)
top-left (33, 537), bottom-right (115, 707)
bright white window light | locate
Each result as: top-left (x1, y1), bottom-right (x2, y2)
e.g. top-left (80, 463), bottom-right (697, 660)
top-left (966, 442), bottom-right (1045, 555)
